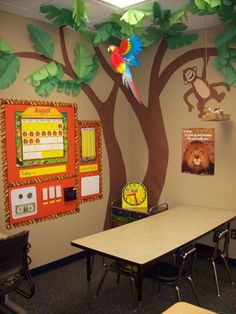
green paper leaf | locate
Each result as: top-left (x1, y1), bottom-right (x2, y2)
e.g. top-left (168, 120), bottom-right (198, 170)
top-left (0, 38), bottom-right (13, 53)
top-left (81, 56), bottom-right (99, 84)
top-left (120, 9), bottom-right (152, 25)
top-left (215, 27), bottom-right (236, 48)
top-left (25, 62), bottom-right (63, 88)
top-left (27, 24), bottom-right (54, 59)
top-left (72, 44), bottom-right (98, 83)
top-left (72, 0), bottom-right (88, 27)
top-left (35, 76), bottom-right (58, 95)
top-left (145, 27), bottom-right (162, 44)
top-left (93, 23), bottom-right (113, 44)
top-left (0, 52), bottom-right (20, 88)
top-left (40, 5), bottom-right (81, 30)
top-left (170, 4), bottom-right (192, 25)
top-left (57, 80), bottom-right (81, 95)
top-left (73, 44), bottom-right (93, 79)
top-left (205, 0), bottom-right (221, 7)
top-left (168, 23), bottom-right (188, 36)
top-left (168, 33), bottom-right (198, 49)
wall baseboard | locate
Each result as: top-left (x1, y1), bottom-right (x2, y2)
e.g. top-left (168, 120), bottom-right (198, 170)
top-left (31, 251), bottom-right (86, 277)
top-left (30, 249), bottom-right (236, 277)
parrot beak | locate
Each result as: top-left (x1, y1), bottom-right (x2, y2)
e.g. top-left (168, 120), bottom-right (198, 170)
top-left (107, 45), bottom-right (115, 53)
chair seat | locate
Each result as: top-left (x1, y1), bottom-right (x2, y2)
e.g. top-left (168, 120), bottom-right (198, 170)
top-left (109, 261), bottom-right (137, 274)
top-left (144, 262), bottom-right (186, 283)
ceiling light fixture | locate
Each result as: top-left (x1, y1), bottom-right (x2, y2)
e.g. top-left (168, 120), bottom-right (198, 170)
top-left (101, 0), bottom-right (146, 9)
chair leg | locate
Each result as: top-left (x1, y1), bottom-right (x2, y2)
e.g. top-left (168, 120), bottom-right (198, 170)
top-left (221, 255), bottom-right (234, 285)
top-left (116, 274), bottom-right (120, 284)
top-left (187, 276), bottom-right (200, 306)
top-left (95, 269), bottom-right (108, 297)
top-left (211, 260), bottom-right (221, 297)
top-left (175, 285), bottom-right (181, 302)
top-left (129, 276), bottom-right (137, 309)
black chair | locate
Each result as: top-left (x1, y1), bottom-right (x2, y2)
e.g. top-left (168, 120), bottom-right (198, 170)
top-left (143, 243), bottom-right (200, 306)
top-left (195, 223), bottom-right (234, 297)
top-left (0, 231), bottom-right (35, 313)
top-left (95, 202), bottom-right (168, 307)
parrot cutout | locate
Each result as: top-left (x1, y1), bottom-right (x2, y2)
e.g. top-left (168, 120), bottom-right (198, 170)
top-left (108, 35), bottom-right (143, 103)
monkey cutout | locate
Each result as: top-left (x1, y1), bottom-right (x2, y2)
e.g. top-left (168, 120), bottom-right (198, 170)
top-left (183, 60), bottom-right (230, 118)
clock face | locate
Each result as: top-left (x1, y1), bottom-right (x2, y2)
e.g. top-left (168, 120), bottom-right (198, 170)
top-left (122, 181), bottom-right (147, 207)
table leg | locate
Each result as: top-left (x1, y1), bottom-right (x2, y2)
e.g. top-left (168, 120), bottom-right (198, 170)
top-left (136, 268), bottom-right (143, 311)
top-left (86, 251), bottom-right (92, 312)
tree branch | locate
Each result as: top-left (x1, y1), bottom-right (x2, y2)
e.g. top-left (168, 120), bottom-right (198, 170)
top-left (59, 26), bottom-right (75, 78)
top-left (157, 47), bottom-right (218, 95)
top-left (148, 39), bottom-right (168, 109)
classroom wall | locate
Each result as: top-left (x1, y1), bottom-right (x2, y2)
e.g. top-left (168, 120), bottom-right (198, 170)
top-left (0, 11), bottom-right (235, 265)
top-left (0, 11), bottom-right (130, 268)
top-left (129, 25), bottom-right (236, 257)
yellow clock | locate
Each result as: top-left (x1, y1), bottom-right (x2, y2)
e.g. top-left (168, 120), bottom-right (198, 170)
top-left (122, 181), bottom-right (148, 210)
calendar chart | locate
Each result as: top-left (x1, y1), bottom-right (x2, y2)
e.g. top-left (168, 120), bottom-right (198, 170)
top-left (21, 118), bottom-right (64, 160)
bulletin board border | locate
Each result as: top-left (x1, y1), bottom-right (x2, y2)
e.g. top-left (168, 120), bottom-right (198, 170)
top-left (78, 120), bottom-right (103, 203)
top-left (0, 98), bottom-right (80, 229)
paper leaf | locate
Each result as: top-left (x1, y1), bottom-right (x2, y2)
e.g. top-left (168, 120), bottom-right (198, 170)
top-left (24, 62), bottom-right (63, 87)
top-left (36, 76), bottom-right (58, 95)
top-left (57, 80), bottom-right (81, 95)
top-left (73, 44), bottom-right (93, 79)
top-left (205, 0), bottom-right (221, 8)
top-left (0, 52), bottom-right (20, 88)
top-left (72, 44), bottom-right (98, 83)
top-left (0, 38), bottom-right (13, 53)
top-left (40, 5), bottom-right (79, 29)
top-left (170, 4), bottom-right (192, 25)
top-left (93, 23), bottom-right (112, 44)
top-left (168, 33), bottom-right (198, 49)
top-left (215, 27), bottom-right (236, 48)
top-left (72, 0), bottom-right (88, 27)
top-left (81, 56), bottom-right (99, 84)
top-left (27, 24), bottom-right (54, 59)
top-left (168, 23), bottom-right (187, 36)
top-left (121, 9), bottom-right (152, 25)
top-left (145, 27), bottom-right (162, 44)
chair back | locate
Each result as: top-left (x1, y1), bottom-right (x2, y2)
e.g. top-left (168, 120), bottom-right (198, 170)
top-left (149, 203), bottom-right (168, 215)
top-left (0, 231), bottom-right (30, 295)
top-left (213, 223), bottom-right (229, 259)
top-left (176, 243), bottom-right (196, 282)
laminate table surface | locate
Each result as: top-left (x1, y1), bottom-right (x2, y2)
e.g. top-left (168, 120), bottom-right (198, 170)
top-left (72, 204), bottom-right (236, 266)
top-left (162, 302), bottom-right (216, 314)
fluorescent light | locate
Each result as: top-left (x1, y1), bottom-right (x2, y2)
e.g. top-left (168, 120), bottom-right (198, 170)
top-left (101, 0), bottom-right (146, 9)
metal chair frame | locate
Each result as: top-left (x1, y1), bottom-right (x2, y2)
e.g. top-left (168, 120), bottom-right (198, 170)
top-left (144, 243), bottom-right (200, 306)
top-left (196, 223), bottom-right (234, 297)
top-left (0, 231), bottom-right (35, 313)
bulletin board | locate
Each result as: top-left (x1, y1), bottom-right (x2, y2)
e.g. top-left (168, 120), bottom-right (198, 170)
top-left (78, 120), bottom-right (102, 202)
top-left (0, 98), bottom-right (79, 228)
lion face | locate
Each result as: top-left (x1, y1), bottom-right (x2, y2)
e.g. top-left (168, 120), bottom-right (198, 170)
top-left (182, 141), bottom-right (214, 174)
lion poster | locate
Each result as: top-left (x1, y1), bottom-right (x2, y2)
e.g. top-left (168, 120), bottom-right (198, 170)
top-left (182, 128), bottom-right (215, 175)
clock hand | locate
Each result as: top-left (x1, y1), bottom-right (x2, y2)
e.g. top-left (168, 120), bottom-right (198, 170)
top-left (127, 192), bottom-right (138, 205)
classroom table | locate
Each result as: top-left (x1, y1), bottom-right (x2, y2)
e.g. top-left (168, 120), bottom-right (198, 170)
top-left (71, 204), bottom-right (236, 308)
top-left (162, 302), bottom-right (216, 314)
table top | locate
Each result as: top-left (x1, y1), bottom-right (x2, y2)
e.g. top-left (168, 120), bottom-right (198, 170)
top-left (71, 204), bottom-right (235, 266)
top-left (162, 302), bottom-right (216, 314)
top-left (0, 233), bottom-right (7, 239)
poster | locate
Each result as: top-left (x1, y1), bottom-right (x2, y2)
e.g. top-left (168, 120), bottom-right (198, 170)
top-left (182, 128), bottom-right (215, 175)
